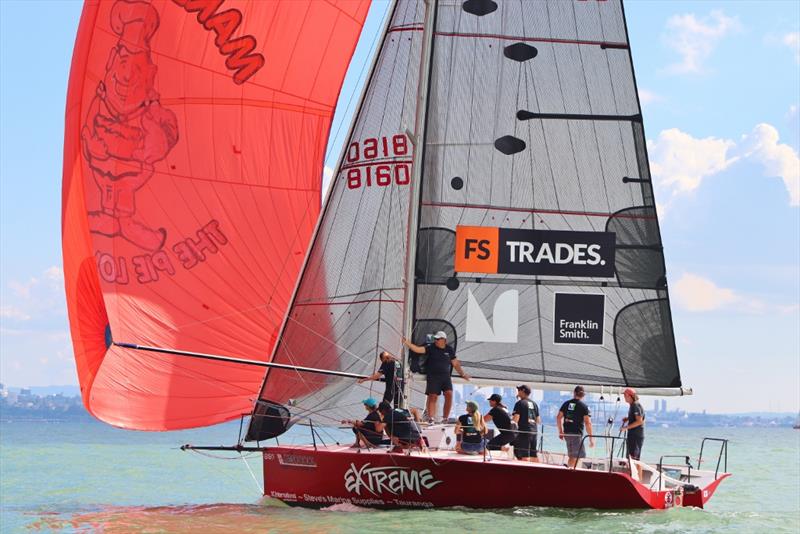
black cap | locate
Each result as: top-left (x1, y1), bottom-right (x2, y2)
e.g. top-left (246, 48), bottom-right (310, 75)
top-left (377, 401), bottom-right (392, 413)
top-left (574, 385), bottom-right (585, 396)
top-left (516, 384), bottom-right (531, 395)
top-left (487, 393), bottom-right (502, 403)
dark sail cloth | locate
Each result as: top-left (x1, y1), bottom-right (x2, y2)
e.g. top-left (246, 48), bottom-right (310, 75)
top-left (626, 402), bottom-right (646, 460)
top-left (486, 406), bottom-right (515, 450)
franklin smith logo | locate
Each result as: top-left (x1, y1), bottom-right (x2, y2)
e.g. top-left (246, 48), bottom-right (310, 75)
top-left (344, 463), bottom-right (442, 497)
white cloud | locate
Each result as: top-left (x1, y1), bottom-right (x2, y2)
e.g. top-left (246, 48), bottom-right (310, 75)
top-left (663, 10), bottom-right (740, 74)
top-left (649, 124), bottom-right (799, 207)
top-left (638, 89), bottom-right (662, 108)
top-left (9, 277), bottom-right (39, 299)
top-left (737, 124), bottom-right (800, 206)
top-left (783, 32), bottom-right (800, 64)
top-left (672, 273), bottom-right (764, 313)
top-left (648, 128), bottom-right (736, 196)
top-left (0, 306), bottom-right (31, 321)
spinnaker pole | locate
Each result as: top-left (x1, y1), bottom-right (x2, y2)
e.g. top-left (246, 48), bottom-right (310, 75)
top-left (400, 0), bottom-right (438, 409)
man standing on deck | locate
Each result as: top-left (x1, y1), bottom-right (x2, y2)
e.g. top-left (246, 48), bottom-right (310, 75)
top-left (358, 351), bottom-right (402, 405)
top-left (621, 387), bottom-right (646, 480)
top-left (557, 385), bottom-right (594, 468)
top-left (512, 385), bottom-right (541, 462)
top-left (403, 332), bottom-right (470, 423)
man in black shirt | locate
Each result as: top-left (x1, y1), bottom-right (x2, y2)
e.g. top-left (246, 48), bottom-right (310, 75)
top-left (342, 397), bottom-right (388, 447)
top-left (621, 387), bottom-right (646, 480)
top-left (512, 385), bottom-right (541, 462)
top-left (557, 385), bottom-right (594, 468)
top-left (484, 393), bottom-right (515, 451)
top-left (378, 401), bottom-right (422, 449)
top-left (403, 332), bottom-right (470, 423)
top-left (358, 351), bottom-right (402, 404)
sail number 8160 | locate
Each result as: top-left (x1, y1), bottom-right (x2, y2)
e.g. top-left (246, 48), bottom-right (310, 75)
top-left (345, 135), bottom-right (411, 190)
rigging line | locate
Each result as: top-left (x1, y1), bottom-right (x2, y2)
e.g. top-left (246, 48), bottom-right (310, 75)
top-left (240, 453), bottom-right (264, 494)
top-left (324, 0), bottom-right (390, 163)
top-left (114, 342), bottom-right (369, 380)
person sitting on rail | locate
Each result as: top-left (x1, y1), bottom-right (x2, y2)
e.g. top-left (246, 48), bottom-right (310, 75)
top-left (455, 400), bottom-right (487, 455)
top-left (377, 401), bottom-right (423, 451)
top-left (512, 385), bottom-right (541, 462)
top-left (484, 393), bottom-right (515, 452)
top-left (342, 397), bottom-right (389, 448)
top-left (357, 350), bottom-right (402, 405)
top-left (557, 385), bottom-right (595, 468)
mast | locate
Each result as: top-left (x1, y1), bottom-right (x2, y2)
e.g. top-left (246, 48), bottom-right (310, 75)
top-left (400, 0), bottom-right (438, 408)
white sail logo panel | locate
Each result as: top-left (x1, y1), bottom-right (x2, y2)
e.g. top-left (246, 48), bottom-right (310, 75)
top-left (415, 0), bottom-right (681, 389)
top-left (465, 289), bottom-right (518, 343)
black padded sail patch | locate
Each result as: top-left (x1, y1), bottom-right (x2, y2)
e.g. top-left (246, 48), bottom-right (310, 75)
top-left (462, 0), bottom-right (498, 17)
top-left (504, 43), bottom-right (538, 62)
top-left (494, 135), bottom-right (526, 155)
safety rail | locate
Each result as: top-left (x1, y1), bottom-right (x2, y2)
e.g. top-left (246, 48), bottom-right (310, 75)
top-left (654, 455), bottom-right (692, 491)
top-left (698, 437), bottom-right (728, 480)
top-left (576, 434), bottom-right (627, 472)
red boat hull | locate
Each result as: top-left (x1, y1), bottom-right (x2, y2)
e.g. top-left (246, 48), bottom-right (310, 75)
top-left (262, 446), bottom-right (728, 510)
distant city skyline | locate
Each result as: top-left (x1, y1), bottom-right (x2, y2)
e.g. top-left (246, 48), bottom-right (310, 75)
top-left (1, 1), bottom-right (798, 415)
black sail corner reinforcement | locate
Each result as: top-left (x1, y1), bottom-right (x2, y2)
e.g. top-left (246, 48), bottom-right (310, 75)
top-left (462, 0), bottom-right (498, 17)
top-left (450, 176), bottom-right (464, 190)
top-left (504, 43), bottom-right (538, 62)
top-left (494, 135), bottom-right (526, 155)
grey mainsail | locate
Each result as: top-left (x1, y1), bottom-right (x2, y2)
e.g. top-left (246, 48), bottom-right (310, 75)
top-left (415, 0), bottom-right (680, 390)
top-left (247, 0), bottom-right (684, 439)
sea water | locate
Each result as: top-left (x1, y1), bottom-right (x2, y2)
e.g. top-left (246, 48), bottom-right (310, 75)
top-left (1, 421), bottom-right (798, 533)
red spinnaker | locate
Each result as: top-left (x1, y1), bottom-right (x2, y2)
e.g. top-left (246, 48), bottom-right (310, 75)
top-left (62, 0), bottom-right (369, 430)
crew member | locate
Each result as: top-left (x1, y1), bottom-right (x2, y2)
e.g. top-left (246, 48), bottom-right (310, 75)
top-left (455, 400), bottom-right (486, 455)
top-left (358, 350), bottom-right (402, 404)
top-left (512, 385), bottom-right (541, 462)
top-left (377, 401), bottom-right (422, 450)
top-left (403, 332), bottom-right (470, 423)
top-left (621, 387), bottom-right (646, 480)
top-left (557, 385), bottom-right (594, 468)
top-left (342, 398), bottom-right (387, 447)
top-left (484, 393), bottom-right (515, 451)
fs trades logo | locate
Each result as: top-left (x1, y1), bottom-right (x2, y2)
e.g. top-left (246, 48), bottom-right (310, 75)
top-left (455, 226), bottom-right (616, 278)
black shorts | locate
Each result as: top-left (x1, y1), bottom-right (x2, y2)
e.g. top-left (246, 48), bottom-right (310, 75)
top-left (425, 375), bottom-right (453, 395)
top-left (627, 433), bottom-right (644, 460)
top-left (513, 433), bottom-right (538, 459)
top-left (352, 427), bottom-right (388, 445)
top-left (487, 430), bottom-right (515, 451)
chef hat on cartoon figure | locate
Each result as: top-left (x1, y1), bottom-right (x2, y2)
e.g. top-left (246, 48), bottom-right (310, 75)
top-left (110, 1), bottom-right (159, 52)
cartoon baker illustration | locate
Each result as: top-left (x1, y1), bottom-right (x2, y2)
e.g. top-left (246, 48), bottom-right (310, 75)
top-left (81, 0), bottom-right (178, 252)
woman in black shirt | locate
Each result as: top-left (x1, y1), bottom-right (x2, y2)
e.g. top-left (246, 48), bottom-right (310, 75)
top-left (455, 400), bottom-right (487, 454)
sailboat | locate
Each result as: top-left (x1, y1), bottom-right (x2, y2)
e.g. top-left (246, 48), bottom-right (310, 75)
top-left (62, 0), bottom-right (730, 510)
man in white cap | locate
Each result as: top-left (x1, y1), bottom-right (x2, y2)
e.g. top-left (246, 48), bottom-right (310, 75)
top-left (403, 331), bottom-right (469, 423)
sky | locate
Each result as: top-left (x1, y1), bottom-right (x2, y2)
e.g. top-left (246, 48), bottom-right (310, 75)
top-left (0, 0), bottom-right (798, 414)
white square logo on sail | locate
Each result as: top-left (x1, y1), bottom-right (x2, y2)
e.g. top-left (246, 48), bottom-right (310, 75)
top-left (465, 289), bottom-right (519, 343)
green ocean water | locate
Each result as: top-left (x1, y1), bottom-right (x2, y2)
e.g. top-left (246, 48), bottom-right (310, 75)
top-left (1, 421), bottom-right (798, 533)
